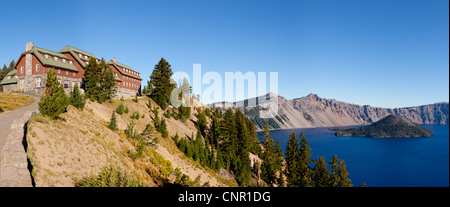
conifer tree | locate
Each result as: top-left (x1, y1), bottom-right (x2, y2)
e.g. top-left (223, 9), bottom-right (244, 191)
top-left (108, 111), bottom-right (118, 131)
top-left (298, 132), bottom-right (314, 187)
top-left (261, 121), bottom-right (277, 186)
top-left (312, 157), bottom-right (330, 187)
top-left (329, 154), bottom-right (340, 187)
top-left (338, 160), bottom-right (353, 187)
top-left (149, 58), bottom-right (175, 110)
top-left (69, 83), bottom-right (85, 109)
top-left (38, 68), bottom-right (69, 119)
top-left (83, 58), bottom-right (116, 103)
top-left (285, 132), bottom-right (300, 186)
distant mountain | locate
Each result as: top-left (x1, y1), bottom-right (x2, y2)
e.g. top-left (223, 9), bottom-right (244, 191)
top-left (209, 93), bottom-right (449, 130)
top-left (334, 115), bottom-right (434, 138)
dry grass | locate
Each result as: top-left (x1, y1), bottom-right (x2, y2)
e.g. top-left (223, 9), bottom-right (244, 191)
top-left (0, 92), bottom-right (35, 113)
top-left (26, 96), bottom-right (228, 187)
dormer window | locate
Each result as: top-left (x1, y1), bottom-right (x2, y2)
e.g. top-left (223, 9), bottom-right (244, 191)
top-left (69, 60), bottom-right (73, 65)
top-left (62, 59), bottom-right (66, 63)
top-left (54, 57), bottom-right (58, 61)
top-left (79, 53), bottom-right (82, 58)
top-left (44, 54), bottom-right (49, 59)
top-left (84, 55), bottom-right (88, 59)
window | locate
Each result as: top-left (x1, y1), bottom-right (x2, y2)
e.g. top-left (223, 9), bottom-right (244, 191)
top-left (62, 59), bottom-right (66, 63)
top-left (73, 72), bottom-right (75, 76)
top-left (21, 67), bottom-right (24, 73)
top-left (66, 70), bottom-right (68, 75)
top-left (36, 64), bottom-right (39, 71)
top-left (58, 69), bottom-right (61, 74)
top-left (64, 80), bottom-right (69, 88)
top-left (79, 53), bottom-right (82, 58)
top-left (36, 77), bottom-right (42, 88)
top-left (54, 57), bottom-right (58, 61)
top-left (44, 54), bottom-right (49, 59)
top-left (84, 55), bottom-right (88, 59)
top-left (20, 79), bottom-right (24, 89)
top-left (69, 60), bottom-right (73, 65)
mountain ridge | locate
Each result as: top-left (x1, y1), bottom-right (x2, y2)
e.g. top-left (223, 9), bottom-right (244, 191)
top-left (210, 93), bottom-right (449, 130)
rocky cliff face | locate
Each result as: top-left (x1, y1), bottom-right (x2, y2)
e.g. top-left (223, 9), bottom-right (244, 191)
top-left (211, 93), bottom-right (449, 130)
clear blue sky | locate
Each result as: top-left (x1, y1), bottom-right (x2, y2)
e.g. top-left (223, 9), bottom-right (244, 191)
top-left (0, 0), bottom-right (448, 108)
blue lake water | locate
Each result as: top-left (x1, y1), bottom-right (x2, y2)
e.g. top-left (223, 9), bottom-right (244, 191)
top-left (258, 124), bottom-right (449, 187)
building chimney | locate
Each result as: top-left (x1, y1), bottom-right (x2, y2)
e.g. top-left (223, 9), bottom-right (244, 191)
top-left (25, 42), bottom-right (34, 52)
top-left (112, 57), bottom-right (116, 63)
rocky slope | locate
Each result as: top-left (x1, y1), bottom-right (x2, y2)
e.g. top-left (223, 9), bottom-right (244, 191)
top-left (210, 93), bottom-right (449, 130)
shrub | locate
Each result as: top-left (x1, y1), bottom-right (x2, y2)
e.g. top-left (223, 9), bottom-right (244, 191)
top-left (76, 164), bottom-right (145, 187)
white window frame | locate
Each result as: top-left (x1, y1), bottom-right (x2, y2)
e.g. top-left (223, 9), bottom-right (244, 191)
top-left (36, 64), bottom-right (39, 71)
top-left (21, 67), bottom-right (24, 73)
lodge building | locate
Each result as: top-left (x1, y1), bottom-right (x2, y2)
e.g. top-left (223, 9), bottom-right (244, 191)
top-left (0, 42), bottom-right (142, 98)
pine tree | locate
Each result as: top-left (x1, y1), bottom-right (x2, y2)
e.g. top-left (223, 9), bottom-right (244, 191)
top-left (38, 68), bottom-right (69, 119)
top-left (116, 103), bottom-right (125, 115)
top-left (298, 132), bottom-right (314, 187)
top-left (108, 111), bottom-right (118, 131)
top-left (338, 160), bottom-right (353, 187)
top-left (149, 58), bottom-right (175, 110)
top-left (261, 121), bottom-right (277, 186)
top-left (69, 83), bottom-right (86, 109)
top-left (83, 58), bottom-right (101, 101)
top-left (312, 157), bottom-right (330, 187)
top-left (329, 154), bottom-right (340, 187)
top-left (285, 132), bottom-right (300, 186)
top-left (83, 58), bottom-right (116, 103)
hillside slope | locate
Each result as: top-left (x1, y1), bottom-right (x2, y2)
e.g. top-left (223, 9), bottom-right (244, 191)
top-left (211, 93), bottom-right (449, 130)
top-left (334, 115), bottom-right (434, 138)
top-left (26, 97), bottom-right (234, 187)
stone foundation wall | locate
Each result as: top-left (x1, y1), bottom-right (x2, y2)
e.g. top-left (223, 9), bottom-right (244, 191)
top-left (116, 87), bottom-right (138, 99)
top-left (18, 74), bottom-right (82, 96)
top-left (1, 84), bottom-right (18, 93)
